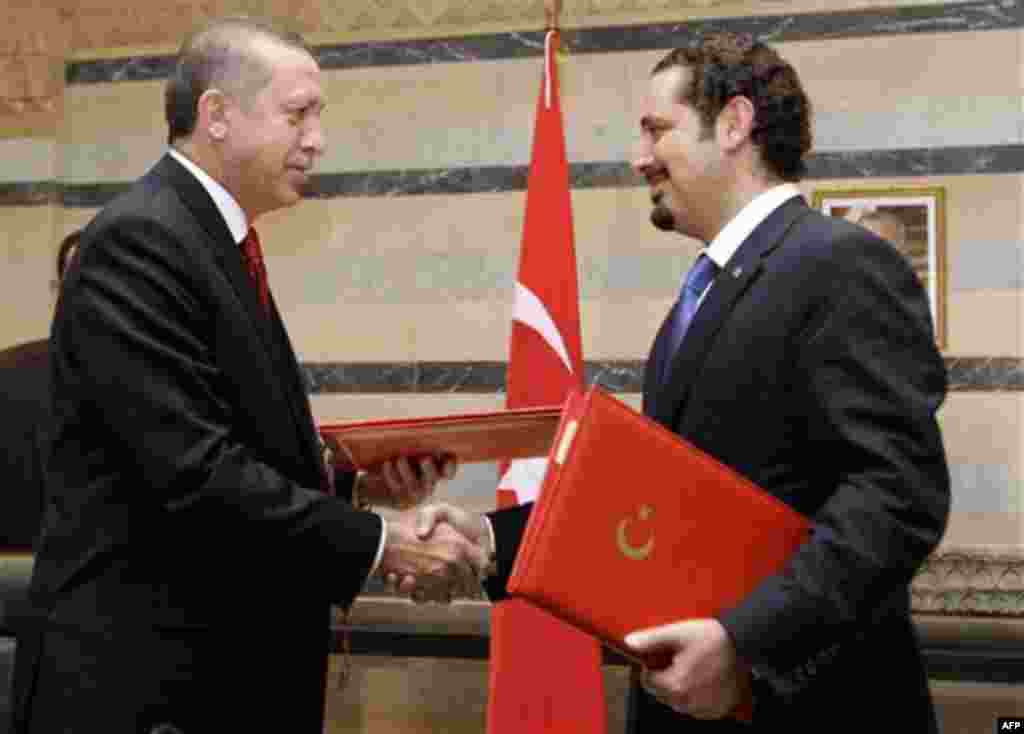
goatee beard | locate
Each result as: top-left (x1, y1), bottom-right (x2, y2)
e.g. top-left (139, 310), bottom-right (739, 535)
top-left (650, 202), bottom-right (676, 232)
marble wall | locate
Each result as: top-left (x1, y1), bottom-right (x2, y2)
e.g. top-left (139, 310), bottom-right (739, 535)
top-left (6, 1), bottom-right (1021, 550)
top-left (1, 1), bottom-right (1022, 732)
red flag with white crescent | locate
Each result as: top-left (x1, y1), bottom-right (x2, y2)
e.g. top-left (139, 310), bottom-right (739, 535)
top-left (487, 30), bottom-right (607, 734)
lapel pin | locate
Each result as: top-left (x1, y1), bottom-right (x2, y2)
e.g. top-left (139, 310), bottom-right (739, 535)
top-left (732, 265), bottom-right (743, 278)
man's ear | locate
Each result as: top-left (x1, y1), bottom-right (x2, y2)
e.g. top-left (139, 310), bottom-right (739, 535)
top-left (197, 89), bottom-right (229, 141)
top-left (716, 95), bottom-right (755, 152)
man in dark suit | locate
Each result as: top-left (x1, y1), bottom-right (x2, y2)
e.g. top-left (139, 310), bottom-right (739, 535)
top-left (10, 17), bottom-right (487, 734)
top-left (414, 33), bottom-right (950, 731)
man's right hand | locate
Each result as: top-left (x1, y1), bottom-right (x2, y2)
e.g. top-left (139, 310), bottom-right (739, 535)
top-left (415, 503), bottom-right (492, 556)
top-left (378, 511), bottom-right (490, 604)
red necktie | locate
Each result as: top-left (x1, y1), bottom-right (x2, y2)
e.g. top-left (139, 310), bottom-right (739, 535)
top-left (240, 227), bottom-right (271, 313)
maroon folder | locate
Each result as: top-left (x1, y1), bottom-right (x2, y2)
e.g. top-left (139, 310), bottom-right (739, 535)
top-left (507, 386), bottom-right (811, 721)
top-left (319, 405), bottom-right (563, 472)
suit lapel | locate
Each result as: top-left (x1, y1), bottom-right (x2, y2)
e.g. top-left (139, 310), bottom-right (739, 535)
top-left (266, 297), bottom-right (328, 488)
top-left (652, 197), bottom-right (812, 429)
top-left (154, 156), bottom-right (277, 351)
top-left (156, 155), bottom-right (324, 482)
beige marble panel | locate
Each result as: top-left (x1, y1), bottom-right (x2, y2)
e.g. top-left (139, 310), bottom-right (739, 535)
top-left (261, 186), bottom-right (684, 361)
top-left (938, 392), bottom-right (1022, 551)
top-left (310, 392), bottom-right (504, 423)
top-left (60, 79), bottom-right (164, 183)
top-left (941, 512), bottom-right (1022, 555)
top-left (260, 191), bottom-right (536, 361)
top-left (787, 29), bottom-right (1015, 112)
top-left (64, 28), bottom-right (1019, 178)
top-left (318, 60), bottom-right (535, 173)
top-left (259, 189), bottom-right (518, 361)
top-left (284, 302), bottom-right (423, 362)
top-left (60, 80), bottom-right (164, 147)
top-left (258, 189), bottom-right (525, 264)
top-left (0, 205), bottom-right (58, 347)
top-left (587, 296), bottom-right (673, 360)
top-left (940, 393), bottom-right (1022, 471)
top-left (30, 173), bottom-right (1024, 366)
top-left (947, 290), bottom-right (1022, 357)
top-left (321, 29), bottom-right (1018, 169)
top-left (0, 137), bottom-right (57, 182)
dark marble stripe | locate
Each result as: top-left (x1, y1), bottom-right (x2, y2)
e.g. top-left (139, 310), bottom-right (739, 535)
top-left (0, 182), bottom-right (59, 207)
top-left (66, 55), bottom-right (175, 85)
top-left (946, 356), bottom-right (1024, 391)
top-left (59, 182), bottom-right (131, 209)
top-left (302, 357), bottom-right (1023, 394)
top-left (51, 144), bottom-right (1024, 209)
top-left (65, 1), bottom-right (1024, 84)
top-left (807, 146), bottom-right (1024, 178)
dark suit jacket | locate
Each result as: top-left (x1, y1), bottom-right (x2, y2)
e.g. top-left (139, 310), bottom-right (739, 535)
top-left (10, 155), bottom-right (382, 734)
top-left (0, 339), bottom-right (50, 553)
top-left (486, 197), bottom-right (950, 731)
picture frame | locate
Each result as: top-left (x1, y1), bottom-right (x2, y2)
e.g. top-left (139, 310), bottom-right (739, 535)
top-left (811, 186), bottom-right (947, 349)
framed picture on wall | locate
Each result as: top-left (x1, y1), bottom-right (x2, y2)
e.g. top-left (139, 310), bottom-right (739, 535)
top-left (811, 186), bottom-right (947, 350)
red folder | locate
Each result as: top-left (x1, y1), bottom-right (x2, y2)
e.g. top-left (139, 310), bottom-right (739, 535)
top-left (319, 405), bottom-right (562, 472)
top-left (507, 386), bottom-right (811, 720)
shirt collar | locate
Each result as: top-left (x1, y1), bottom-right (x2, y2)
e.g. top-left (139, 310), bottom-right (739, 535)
top-left (703, 183), bottom-right (803, 270)
top-left (167, 148), bottom-right (249, 245)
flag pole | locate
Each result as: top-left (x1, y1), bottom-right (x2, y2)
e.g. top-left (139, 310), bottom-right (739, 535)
top-left (544, 0), bottom-right (562, 31)
top-left (486, 0), bottom-right (607, 731)
top-left (544, 0), bottom-right (563, 110)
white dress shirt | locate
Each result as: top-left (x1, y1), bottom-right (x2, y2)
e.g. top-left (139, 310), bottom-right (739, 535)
top-left (694, 182), bottom-right (803, 305)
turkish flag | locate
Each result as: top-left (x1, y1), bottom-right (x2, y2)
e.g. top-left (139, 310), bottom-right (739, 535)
top-left (488, 30), bottom-right (607, 734)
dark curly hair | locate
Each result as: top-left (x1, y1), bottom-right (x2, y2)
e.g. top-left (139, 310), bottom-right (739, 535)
top-left (652, 32), bottom-right (812, 181)
top-left (57, 229), bottom-right (81, 281)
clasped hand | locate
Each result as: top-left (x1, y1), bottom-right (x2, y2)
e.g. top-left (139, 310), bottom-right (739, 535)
top-left (378, 502), bottom-right (493, 605)
top-left (352, 451), bottom-right (489, 605)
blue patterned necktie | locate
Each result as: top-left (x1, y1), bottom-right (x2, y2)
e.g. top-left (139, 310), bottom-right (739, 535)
top-left (660, 253), bottom-right (719, 382)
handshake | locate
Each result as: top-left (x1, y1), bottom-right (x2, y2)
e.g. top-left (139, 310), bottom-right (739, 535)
top-left (351, 452), bottom-right (495, 605)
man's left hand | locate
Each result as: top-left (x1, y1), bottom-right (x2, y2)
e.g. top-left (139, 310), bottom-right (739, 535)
top-left (625, 618), bottom-right (750, 720)
top-left (356, 455), bottom-right (457, 510)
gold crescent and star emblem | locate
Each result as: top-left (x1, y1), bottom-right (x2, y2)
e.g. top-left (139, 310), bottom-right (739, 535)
top-left (616, 504), bottom-right (655, 560)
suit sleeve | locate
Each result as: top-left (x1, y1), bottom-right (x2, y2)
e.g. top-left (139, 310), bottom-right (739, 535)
top-left (60, 217), bottom-right (382, 607)
top-left (717, 232), bottom-right (950, 672)
top-left (482, 503), bottom-right (532, 601)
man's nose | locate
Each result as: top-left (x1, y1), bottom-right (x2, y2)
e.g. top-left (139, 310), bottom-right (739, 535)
top-left (631, 138), bottom-right (655, 176)
top-left (632, 154), bottom-right (654, 176)
top-left (302, 119), bottom-right (326, 156)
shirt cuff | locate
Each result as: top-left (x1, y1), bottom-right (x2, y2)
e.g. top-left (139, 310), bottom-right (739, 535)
top-left (367, 515), bottom-right (387, 579)
top-left (484, 516), bottom-right (497, 559)
top-left (480, 516), bottom-right (497, 601)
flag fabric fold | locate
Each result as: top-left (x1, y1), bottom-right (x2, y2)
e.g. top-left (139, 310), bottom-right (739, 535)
top-left (488, 30), bottom-right (608, 734)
